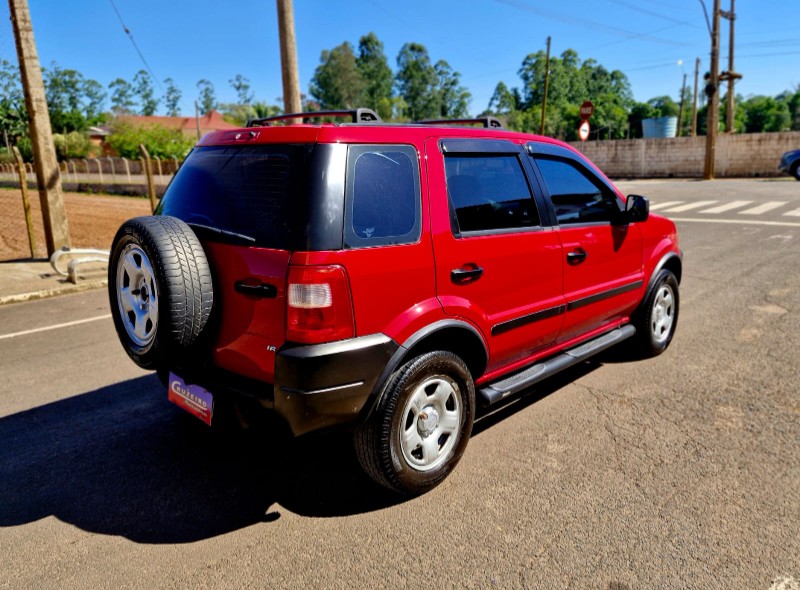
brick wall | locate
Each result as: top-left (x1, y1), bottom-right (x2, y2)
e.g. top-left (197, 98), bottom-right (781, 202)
top-left (570, 131), bottom-right (800, 178)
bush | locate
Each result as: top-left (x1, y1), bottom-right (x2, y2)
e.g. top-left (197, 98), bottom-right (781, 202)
top-left (106, 120), bottom-right (195, 159)
top-left (53, 131), bottom-right (91, 160)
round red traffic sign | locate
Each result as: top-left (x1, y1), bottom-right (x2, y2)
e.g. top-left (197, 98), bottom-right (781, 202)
top-left (578, 120), bottom-right (590, 141)
top-left (579, 100), bottom-right (594, 120)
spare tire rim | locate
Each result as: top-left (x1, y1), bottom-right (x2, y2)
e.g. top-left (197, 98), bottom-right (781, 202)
top-left (116, 244), bottom-right (159, 348)
top-left (399, 375), bottom-right (462, 472)
top-left (650, 284), bottom-right (675, 345)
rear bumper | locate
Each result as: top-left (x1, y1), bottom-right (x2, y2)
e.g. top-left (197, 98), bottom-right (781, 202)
top-left (274, 334), bottom-right (399, 436)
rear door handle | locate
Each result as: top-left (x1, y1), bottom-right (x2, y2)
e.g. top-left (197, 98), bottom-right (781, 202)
top-left (567, 249), bottom-right (588, 265)
top-left (451, 266), bottom-right (484, 284)
top-left (234, 281), bottom-right (277, 298)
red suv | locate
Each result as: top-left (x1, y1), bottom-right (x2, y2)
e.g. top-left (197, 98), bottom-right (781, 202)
top-left (109, 109), bottom-right (681, 495)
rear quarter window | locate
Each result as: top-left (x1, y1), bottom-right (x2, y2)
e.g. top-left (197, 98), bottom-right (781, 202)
top-left (344, 145), bottom-right (421, 248)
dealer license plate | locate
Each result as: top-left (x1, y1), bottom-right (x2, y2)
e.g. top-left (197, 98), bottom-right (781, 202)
top-left (168, 372), bottom-right (214, 425)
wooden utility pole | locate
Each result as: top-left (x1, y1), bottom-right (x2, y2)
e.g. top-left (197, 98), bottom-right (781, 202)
top-left (678, 73), bottom-right (687, 137)
top-left (720, 0), bottom-right (741, 133)
top-left (540, 36), bottom-right (551, 136)
top-left (9, 0), bottom-right (70, 254)
top-left (704, 0), bottom-right (721, 180)
top-left (276, 0), bottom-right (301, 123)
top-left (12, 146), bottom-right (36, 258)
top-left (691, 57), bottom-right (700, 136)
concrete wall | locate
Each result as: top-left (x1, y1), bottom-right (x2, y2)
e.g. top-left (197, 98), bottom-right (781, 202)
top-left (570, 131), bottom-right (800, 178)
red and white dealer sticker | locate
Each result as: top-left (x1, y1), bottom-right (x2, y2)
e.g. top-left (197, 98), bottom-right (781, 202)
top-left (168, 372), bottom-right (214, 425)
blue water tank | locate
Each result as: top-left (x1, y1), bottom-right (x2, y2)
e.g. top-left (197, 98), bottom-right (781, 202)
top-left (642, 116), bottom-right (678, 138)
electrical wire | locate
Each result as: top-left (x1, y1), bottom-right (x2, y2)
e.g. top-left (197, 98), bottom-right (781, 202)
top-left (108, 0), bottom-right (163, 91)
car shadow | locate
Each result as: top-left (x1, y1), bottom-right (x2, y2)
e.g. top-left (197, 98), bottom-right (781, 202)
top-left (0, 374), bottom-right (397, 544)
top-left (0, 360), bottom-right (608, 544)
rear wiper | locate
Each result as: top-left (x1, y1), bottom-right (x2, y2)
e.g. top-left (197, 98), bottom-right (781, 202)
top-left (187, 223), bottom-right (256, 243)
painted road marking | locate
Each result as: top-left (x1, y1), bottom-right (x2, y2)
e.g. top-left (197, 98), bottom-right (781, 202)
top-left (662, 200), bottom-right (718, 212)
top-left (700, 200), bottom-right (753, 213)
top-left (0, 314), bottom-right (112, 341)
top-left (670, 217), bottom-right (800, 228)
top-left (648, 201), bottom-right (685, 211)
top-left (783, 208), bottom-right (800, 217)
top-left (738, 201), bottom-right (787, 215)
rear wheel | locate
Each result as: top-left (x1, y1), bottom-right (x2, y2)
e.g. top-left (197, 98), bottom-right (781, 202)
top-left (108, 216), bottom-right (214, 369)
top-left (354, 351), bottom-right (475, 496)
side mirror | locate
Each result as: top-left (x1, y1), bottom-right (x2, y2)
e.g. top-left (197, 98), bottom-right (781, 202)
top-left (624, 194), bottom-right (649, 223)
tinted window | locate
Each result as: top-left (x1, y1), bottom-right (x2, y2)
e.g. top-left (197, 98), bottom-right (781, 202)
top-left (345, 145), bottom-right (420, 248)
top-left (158, 145), bottom-right (312, 249)
top-left (445, 154), bottom-right (539, 233)
top-left (535, 157), bottom-right (620, 224)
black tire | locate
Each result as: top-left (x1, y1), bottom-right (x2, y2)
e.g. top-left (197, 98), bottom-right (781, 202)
top-left (631, 268), bottom-right (679, 357)
top-left (791, 162), bottom-right (800, 181)
top-left (354, 351), bottom-right (475, 496)
top-left (108, 216), bottom-right (213, 369)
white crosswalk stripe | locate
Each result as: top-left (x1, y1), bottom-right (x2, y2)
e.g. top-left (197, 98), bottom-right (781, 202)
top-left (738, 201), bottom-right (787, 215)
top-left (649, 201), bottom-right (685, 211)
top-left (783, 208), bottom-right (800, 217)
top-left (700, 200), bottom-right (753, 213)
top-left (661, 200), bottom-right (718, 212)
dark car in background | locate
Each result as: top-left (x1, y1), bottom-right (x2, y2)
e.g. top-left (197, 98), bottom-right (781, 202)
top-left (779, 149), bottom-right (800, 180)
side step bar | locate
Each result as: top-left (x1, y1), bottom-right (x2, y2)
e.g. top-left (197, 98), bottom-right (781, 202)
top-left (478, 325), bottom-right (636, 407)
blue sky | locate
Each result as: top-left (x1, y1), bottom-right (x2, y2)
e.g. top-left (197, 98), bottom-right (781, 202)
top-left (1, 0), bottom-right (797, 116)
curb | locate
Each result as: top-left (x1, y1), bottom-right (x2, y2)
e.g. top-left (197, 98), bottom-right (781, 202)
top-left (0, 279), bottom-right (107, 306)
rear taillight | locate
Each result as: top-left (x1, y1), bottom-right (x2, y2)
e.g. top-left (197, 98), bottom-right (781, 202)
top-left (286, 265), bottom-right (354, 344)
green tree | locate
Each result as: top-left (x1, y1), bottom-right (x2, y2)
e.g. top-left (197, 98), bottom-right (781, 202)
top-left (740, 96), bottom-right (791, 133)
top-left (44, 63), bottom-right (87, 132)
top-left (82, 78), bottom-right (106, 125)
top-left (356, 32), bottom-right (393, 115)
top-left (109, 78), bottom-right (136, 114)
top-left (434, 60), bottom-right (470, 118)
top-left (196, 79), bottom-right (217, 114)
top-left (395, 42), bottom-right (438, 121)
top-left (229, 74), bottom-right (253, 105)
top-left (107, 119), bottom-right (195, 159)
top-left (309, 42), bottom-right (366, 110)
top-left (133, 70), bottom-right (159, 116)
top-left (163, 78), bottom-right (182, 116)
top-left (0, 59), bottom-right (27, 145)
top-left (53, 131), bottom-right (91, 160)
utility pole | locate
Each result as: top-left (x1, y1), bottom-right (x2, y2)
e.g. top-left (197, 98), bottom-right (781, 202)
top-left (691, 57), bottom-right (700, 136)
top-left (540, 36), bottom-right (551, 136)
top-left (719, 0), bottom-right (741, 133)
top-left (9, 0), bottom-right (70, 254)
top-left (704, 0), bottom-right (721, 180)
top-left (276, 0), bottom-right (301, 123)
top-left (678, 73), bottom-right (687, 137)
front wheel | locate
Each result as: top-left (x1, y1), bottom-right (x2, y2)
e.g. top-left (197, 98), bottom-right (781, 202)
top-left (632, 268), bottom-right (680, 357)
top-left (354, 351), bottom-right (475, 496)
top-left (791, 162), bottom-right (800, 181)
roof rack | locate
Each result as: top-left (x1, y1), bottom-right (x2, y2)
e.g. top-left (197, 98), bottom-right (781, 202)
top-left (247, 108), bottom-right (382, 127)
top-left (417, 116), bottom-right (504, 129)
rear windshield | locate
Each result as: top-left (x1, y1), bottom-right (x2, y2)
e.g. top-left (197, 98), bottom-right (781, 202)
top-left (157, 144), bottom-right (313, 249)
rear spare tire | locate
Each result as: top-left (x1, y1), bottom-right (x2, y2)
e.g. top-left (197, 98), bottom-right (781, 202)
top-left (108, 216), bottom-right (213, 369)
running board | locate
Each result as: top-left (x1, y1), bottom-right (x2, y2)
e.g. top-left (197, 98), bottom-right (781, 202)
top-left (478, 325), bottom-right (636, 407)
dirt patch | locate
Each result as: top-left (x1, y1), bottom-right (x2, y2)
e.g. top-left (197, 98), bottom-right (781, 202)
top-left (0, 188), bottom-right (151, 261)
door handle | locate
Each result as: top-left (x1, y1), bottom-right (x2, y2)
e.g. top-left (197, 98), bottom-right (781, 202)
top-left (566, 249), bottom-right (588, 265)
top-left (451, 266), bottom-right (484, 284)
top-left (234, 281), bottom-right (277, 298)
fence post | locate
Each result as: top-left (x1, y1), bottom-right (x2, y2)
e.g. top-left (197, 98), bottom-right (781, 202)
top-left (123, 157), bottom-right (131, 183)
top-left (91, 158), bottom-right (103, 183)
top-left (107, 156), bottom-right (116, 183)
top-left (155, 157), bottom-right (163, 184)
top-left (12, 146), bottom-right (37, 259)
top-left (139, 144), bottom-right (158, 212)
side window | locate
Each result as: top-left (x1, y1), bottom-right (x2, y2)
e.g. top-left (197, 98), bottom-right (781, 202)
top-left (345, 145), bottom-right (421, 248)
top-left (444, 154), bottom-right (540, 233)
top-left (535, 157), bottom-right (621, 225)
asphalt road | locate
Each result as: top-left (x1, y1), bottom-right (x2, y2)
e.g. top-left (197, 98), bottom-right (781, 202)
top-left (0, 179), bottom-right (798, 589)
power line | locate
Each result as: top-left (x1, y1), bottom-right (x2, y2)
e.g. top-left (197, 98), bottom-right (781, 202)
top-left (108, 0), bottom-right (163, 91)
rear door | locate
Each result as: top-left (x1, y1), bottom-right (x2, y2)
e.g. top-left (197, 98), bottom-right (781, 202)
top-left (527, 143), bottom-right (643, 343)
top-left (158, 144), bottom-right (313, 383)
top-left (427, 138), bottom-right (565, 372)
